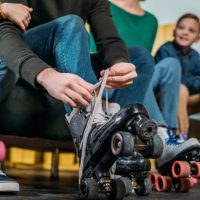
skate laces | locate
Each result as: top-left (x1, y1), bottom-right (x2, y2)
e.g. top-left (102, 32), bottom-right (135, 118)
top-left (79, 69), bottom-right (110, 183)
top-left (166, 128), bottom-right (182, 146)
top-left (85, 87), bottom-right (110, 127)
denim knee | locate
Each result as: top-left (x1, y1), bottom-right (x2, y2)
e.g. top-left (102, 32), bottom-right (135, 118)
top-left (55, 14), bottom-right (85, 33)
top-left (0, 59), bottom-right (8, 80)
top-left (158, 57), bottom-right (181, 80)
top-left (128, 46), bottom-right (155, 76)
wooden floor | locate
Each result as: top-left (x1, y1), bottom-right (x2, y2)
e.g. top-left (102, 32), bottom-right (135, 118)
top-left (1, 168), bottom-right (200, 200)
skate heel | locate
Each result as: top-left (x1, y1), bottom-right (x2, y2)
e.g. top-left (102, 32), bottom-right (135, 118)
top-left (80, 131), bottom-right (134, 200)
top-left (115, 153), bottom-right (152, 196)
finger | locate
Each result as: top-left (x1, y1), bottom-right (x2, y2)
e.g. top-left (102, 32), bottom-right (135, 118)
top-left (75, 77), bottom-right (94, 93)
top-left (28, 7), bottom-right (33, 12)
top-left (69, 82), bottom-right (93, 102)
top-left (25, 12), bottom-right (31, 22)
top-left (60, 94), bottom-right (78, 108)
top-left (109, 66), bottom-right (134, 77)
top-left (22, 5), bottom-right (33, 12)
top-left (105, 80), bottom-right (134, 89)
top-left (18, 21), bottom-right (26, 32)
top-left (107, 71), bottom-right (137, 83)
top-left (23, 19), bottom-right (29, 28)
top-left (100, 70), bottom-right (105, 77)
top-left (65, 88), bottom-right (90, 107)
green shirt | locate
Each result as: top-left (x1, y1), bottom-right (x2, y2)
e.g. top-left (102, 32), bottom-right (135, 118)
top-left (90, 2), bottom-right (158, 52)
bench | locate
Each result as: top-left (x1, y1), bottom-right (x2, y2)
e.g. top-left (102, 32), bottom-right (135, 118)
top-left (0, 79), bottom-right (75, 179)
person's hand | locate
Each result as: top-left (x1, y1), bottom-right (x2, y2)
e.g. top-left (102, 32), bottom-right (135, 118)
top-left (0, 3), bottom-right (33, 32)
top-left (100, 62), bottom-right (137, 89)
top-left (36, 68), bottom-right (94, 108)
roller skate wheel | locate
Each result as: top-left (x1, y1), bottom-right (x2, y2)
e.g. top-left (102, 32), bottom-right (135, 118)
top-left (148, 172), bottom-right (160, 189)
top-left (150, 134), bottom-right (164, 158)
top-left (189, 177), bottom-right (198, 188)
top-left (0, 141), bottom-right (6, 162)
top-left (110, 177), bottom-right (132, 200)
top-left (79, 178), bottom-right (98, 200)
top-left (111, 132), bottom-right (134, 156)
top-left (191, 162), bottom-right (200, 178)
top-left (155, 175), bottom-right (172, 192)
top-left (111, 132), bottom-right (123, 156)
top-left (174, 178), bottom-right (191, 192)
top-left (172, 161), bottom-right (190, 178)
top-left (138, 119), bottom-right (157, 141)
top-left (134, 178), bottom-right (152, 196)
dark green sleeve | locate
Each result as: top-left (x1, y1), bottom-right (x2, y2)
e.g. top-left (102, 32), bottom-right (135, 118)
top-left (88, 0), bottom-right (130, 67)
top-left (0, 0), bottom-right (51, 87)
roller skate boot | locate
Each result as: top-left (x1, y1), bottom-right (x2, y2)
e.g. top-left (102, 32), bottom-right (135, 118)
top-left (65, 70), bottom-right (134, 199)
top-left (68, 102), bottom-right (157, 199)
top-left (149, 127), bottom-right (200, 192)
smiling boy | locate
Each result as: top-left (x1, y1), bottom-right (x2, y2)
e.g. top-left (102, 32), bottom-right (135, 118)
top-left (155, 13), bottom-right (200, 140)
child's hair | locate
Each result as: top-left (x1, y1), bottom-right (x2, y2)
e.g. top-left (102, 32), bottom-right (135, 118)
top-left (176, 13), bottom-right (200, 32)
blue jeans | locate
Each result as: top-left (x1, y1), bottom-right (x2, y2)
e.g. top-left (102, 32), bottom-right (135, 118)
top-left (143, 58), bottom-right (181, 129)
top-left (107, 46), bottom-right (154, 106)
top-left (0, 15), bottom-right (97, 111)
top-left (0, 15), bottom-right (154, 113)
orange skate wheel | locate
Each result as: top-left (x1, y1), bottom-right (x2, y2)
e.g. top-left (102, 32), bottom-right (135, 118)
top-left (155, 175), bottom-right (172, 192)
top-left (191, 162), bottom-right (200, 178)
top-left (148, 172), bottom-right (160, 189)
top-left (174, 178), bottom-right (191, 192)
top-left (189, 177), bottom-right (198, 188)
top-left (172, 161), bottom-right (190, 178)
top-left (0, 141), bottom-right (6, 162)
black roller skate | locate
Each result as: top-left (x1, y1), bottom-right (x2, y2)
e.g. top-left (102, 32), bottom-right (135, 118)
top-left (68, 101), bottom-right (160, 199)
top-left (65, 69), bottom-right (154, 199)
top-left (149, 127), bottom-right (200, 192)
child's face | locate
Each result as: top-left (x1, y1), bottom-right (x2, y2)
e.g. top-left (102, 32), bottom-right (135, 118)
top-left (174, 18), bottom-right (200, 48)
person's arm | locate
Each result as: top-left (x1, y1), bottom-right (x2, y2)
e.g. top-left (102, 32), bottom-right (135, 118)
top-left (88, 0), bottom-right (129, 67)
top-left (88, 0), bottom-right (137, 88)
top-left (0, 1), bottom-right (95, 108)
top-left (0, 0), bottom-right (51, 87)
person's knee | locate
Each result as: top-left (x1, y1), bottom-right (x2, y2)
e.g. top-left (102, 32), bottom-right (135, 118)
top-left (128, 46), bottom-right (155, 75)
top-left (56, 15), bottom-right (85, 33)
top-left (158, 57), bottom-right (181, 76)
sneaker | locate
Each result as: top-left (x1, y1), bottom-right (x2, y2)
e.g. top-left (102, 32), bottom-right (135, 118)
top-left (178, 133), bottom-right (189, 141)
top-left (156, 127), bottom-right (200, 168)
top-left (0, 170), bottom-right (19, 192)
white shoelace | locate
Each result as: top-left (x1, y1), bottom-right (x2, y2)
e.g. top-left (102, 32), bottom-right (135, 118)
top-left (79, 69), bottom-right (110, 183)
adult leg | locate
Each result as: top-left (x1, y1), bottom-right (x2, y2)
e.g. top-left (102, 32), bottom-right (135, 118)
top-left (22, 15), bottom-right (98, 113)
top-left (144, 58), bottom-right (181, 128)
top-left (156, 58), bottom-right (181, 129)
top-left (108, 46), bottom-right (155, 105)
